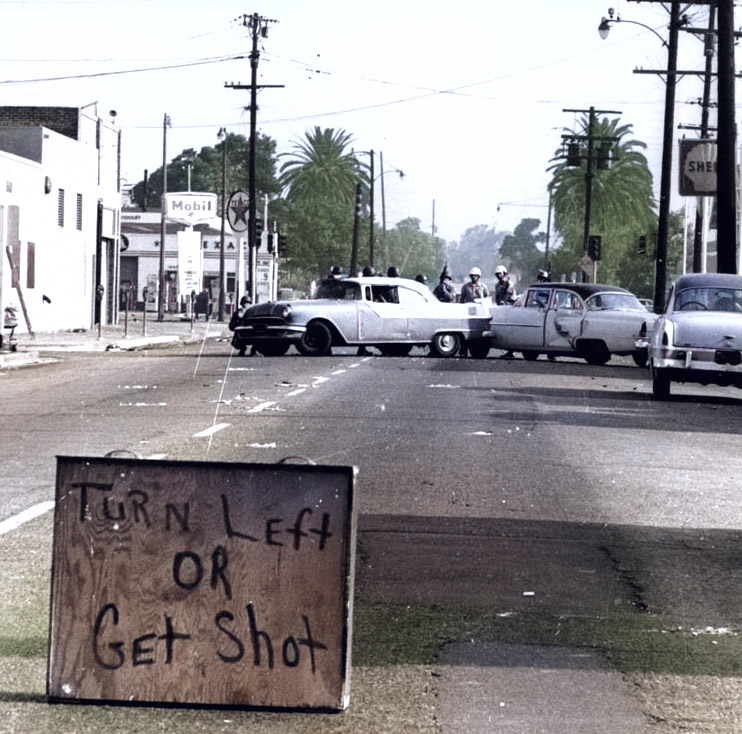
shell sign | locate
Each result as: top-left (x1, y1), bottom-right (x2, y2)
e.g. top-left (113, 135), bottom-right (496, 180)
top-left (679, 139), bottom-right (717, 196)
top-left (163, 192), bottom-right (219, 225)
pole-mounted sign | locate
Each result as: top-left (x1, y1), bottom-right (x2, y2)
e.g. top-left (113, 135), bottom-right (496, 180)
top-left (164, 192), bottom-right (218, 226)
top-left (679, 139), bottom-right (717, 196)
top-left (227, 190), bottom-right (250, 233)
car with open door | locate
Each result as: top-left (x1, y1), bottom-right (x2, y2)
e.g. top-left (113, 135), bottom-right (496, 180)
top-left (482, 282), bottom-right (656, 366)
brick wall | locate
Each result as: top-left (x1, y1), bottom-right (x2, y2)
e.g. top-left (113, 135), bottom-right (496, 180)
top-left (0, 106), bottom-right (79, 141)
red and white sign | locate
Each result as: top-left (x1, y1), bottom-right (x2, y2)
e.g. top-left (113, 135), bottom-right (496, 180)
top-left (164, 192), bottom-right (218, 225)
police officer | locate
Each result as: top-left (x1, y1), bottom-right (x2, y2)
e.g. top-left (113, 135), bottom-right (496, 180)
top-left (494, 265), bottom-right (516, 305)
top-left (433, 266), bottom-right (457, 302)
top-left (460, 266), bottom-right (489, 303)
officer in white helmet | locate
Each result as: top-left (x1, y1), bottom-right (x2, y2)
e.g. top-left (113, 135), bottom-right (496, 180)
top-left (460, 266), bottom-right (489, 303)
top-left (494, 265), bottom-right (516, 305)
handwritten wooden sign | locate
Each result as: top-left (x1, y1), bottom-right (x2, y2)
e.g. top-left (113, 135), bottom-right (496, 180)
top-left (47, 456), bottom-right (356, 710)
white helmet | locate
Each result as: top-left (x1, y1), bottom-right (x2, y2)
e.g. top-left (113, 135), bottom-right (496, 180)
top-left (469, 266), bottom-right (482, 276)
top-left (495, 265), bottom-right (507, 275)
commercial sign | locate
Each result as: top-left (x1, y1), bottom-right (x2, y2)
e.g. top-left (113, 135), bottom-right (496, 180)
top-left (227, 190), bottom-right (249, 232)
top-left (679, 139), bottom-right (717, 196)
top-left (48, 456), bottom-right (356, 711)
top-left (177, 229), bottom-right (202, 297)
top-left (164, 192), bottom-right (218, 226)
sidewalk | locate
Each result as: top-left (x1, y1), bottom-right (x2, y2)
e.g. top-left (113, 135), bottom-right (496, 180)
top-left (0, 314), bottom-right (228, 368)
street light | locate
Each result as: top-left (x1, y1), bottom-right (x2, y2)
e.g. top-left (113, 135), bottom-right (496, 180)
top-left (217, 127), bottom-right (227, 321)
top-left (377, 152), bottom-right (405, 271)
top-left (598, 10), bottom-right (668, 47)
top-left (598, 5), bottom-right (679, 313)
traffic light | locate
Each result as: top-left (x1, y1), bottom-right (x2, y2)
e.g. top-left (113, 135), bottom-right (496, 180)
top-left (254, 218), bottom-right (264, 238)
top-left (566, 142), bottom-right (581, 167)
top-left (638, 235), bottom-right (647, 255)
top-left (597, 143), bottom-right (612, 170)
top-left (277, 234), bottom-right (288, 257)
top-left (587, 235), bottom-right (602, 261)
top-left (267, 233), bottom-right (274, 253)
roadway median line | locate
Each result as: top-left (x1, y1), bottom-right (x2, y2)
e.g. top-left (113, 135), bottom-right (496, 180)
top-left (0, 500), bottom-right (55, 536)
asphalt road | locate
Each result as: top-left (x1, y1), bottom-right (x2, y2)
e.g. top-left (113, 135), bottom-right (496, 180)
top-left (1, 341), bottom-right (741, 732)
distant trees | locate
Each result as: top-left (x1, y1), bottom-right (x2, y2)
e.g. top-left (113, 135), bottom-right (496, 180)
top-left (498, 218), bottom-right (546, 283)
top-left (130, 133), bottom-right (279, 211)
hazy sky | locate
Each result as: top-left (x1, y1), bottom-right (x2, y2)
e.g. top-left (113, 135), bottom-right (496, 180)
top-left (0, 0), bottom-right (719, 242)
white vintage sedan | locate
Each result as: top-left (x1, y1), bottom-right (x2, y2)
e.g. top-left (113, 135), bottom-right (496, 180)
top-left (230, 276), bottom-right (492, 357)
top-left (649, 272), bottom-right (742, 399)
top-left (483, 282), bottom-right (656, 366)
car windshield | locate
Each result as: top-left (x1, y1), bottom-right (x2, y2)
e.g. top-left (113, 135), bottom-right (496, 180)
top-left (585, 293), bottom-right (644, 311)
top-left (674, 287), bottom-right (742, 313)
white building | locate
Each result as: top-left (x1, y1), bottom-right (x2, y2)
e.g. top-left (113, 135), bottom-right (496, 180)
top-left (0, 105), bottom-right (121, 335)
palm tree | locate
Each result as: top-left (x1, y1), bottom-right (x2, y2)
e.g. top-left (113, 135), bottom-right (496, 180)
top-left (279, 127), bottom-right (364, 206)
top-left (275, 127), bottom-right (369, 280)
top-left (547, 116), bottom-right (657, 286)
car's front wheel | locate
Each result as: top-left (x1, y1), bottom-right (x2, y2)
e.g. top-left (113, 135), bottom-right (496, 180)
top-left (522, 350), bottom-right (540, 361)
top-left (297, 321), bottom-right (333, 356)
top-left (583, 349), bottom-right (611, 366)
top-left (651, 364), bottom-right (671, 399)
top-left (430, 332), bottom-right (462, 358)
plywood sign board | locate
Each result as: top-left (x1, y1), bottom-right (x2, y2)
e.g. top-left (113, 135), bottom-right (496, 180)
top-left (47, 456), bottom-right (356, 711)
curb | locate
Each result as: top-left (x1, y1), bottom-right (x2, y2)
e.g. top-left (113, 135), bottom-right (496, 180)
top-left (105, 335), bottom-right (181, 351)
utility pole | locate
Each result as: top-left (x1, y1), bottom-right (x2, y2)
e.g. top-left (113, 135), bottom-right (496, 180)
top-left (157, 113), bottom-right (170, 322)
top-left (691, 5), bottom-right (715, 274)
top-left (716, 0), bottom-right (737, 273)
top-left (561, 106), bottom-right (621, 281)
top-left (350, 182), bottom-right (362, 275)
top-left (226, 14), bottom-right (283, 304)
top-left (369, 149), bottom-right (375, 267)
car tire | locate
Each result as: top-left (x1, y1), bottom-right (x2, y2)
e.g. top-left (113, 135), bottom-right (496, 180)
top-left (632, 351), bottom-right (648, 368)
top-left (256, 341), bottom-right (291, 357)
top-left (522, 350), bottom-right (540, 361)
top-left (652, 364), bottom-right (671, 399)
top-left (379, 344), bottom-right (413, 357)
top-left (583, 349), bottom-right (611, 366)
top-left (297, 321), bottom-right (333, 356)
top-left (430, 332), bottom-right (462, 358)
top-left (467, 340), bottom-right (491, 359)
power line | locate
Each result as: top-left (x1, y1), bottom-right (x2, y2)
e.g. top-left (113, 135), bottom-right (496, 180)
top-left (0, 54), bottom-right (245, 85)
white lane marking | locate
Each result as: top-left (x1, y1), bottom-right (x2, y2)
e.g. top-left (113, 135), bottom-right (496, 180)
top-left (0, 500), bottom-right (55, 536)
top-left (119, 402), bottom-right (168, 407)
top-left (192, 423), bottom-right (231, 438)
top-left (429, 384), bottom-right (461, 389)
top-left (331, 370), bottom-right (346, 376)
top-left (249, 442), bottom-right (277, 448)
top-left (147, 453), bottom-right (168, 460)
top-left (286, 388), bottom-right (307, 397)
top-left (248, 401), bottom-right (277, 413)
top-left (312, 376), bottom-right (330, 387)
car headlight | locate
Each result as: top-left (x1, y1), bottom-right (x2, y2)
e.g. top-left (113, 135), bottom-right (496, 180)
top-left (280, 304), bottom-right (292, 319)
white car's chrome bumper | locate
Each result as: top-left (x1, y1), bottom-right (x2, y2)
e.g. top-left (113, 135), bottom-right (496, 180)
top-left (653, 347), bottom-right (742, 372)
